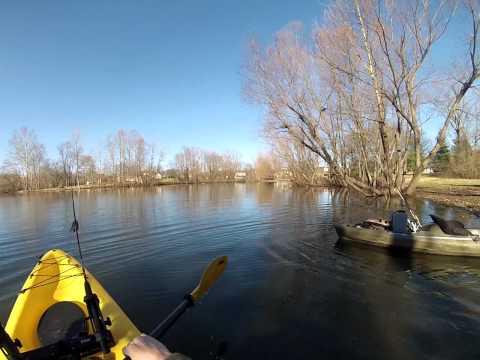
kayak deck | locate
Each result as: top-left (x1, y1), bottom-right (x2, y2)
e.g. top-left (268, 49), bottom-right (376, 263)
top-left (2, 249), bottom-right (140, 359)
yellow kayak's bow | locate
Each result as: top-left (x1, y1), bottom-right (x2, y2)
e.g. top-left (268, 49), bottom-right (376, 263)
top-left (1, 249), bottom-right (140, 359)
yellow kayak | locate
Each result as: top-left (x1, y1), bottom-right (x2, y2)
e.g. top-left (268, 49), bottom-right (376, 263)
top-left (1, 249), bottom-right (140, 359)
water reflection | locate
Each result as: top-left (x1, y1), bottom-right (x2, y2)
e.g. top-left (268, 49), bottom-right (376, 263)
top-left (0, 185), bottom-right (480, 359)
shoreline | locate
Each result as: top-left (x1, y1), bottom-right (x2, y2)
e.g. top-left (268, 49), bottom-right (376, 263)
top-left (5, 177), bottom-right (480, 217)
top-left (415, 176), bottom-right (480, 215)
top-left (9, 180), bottom-right (253, 195)
top-left (417, 191), bottom-right (480, 215)
top-left (16, 182), bottom-right (176, 194)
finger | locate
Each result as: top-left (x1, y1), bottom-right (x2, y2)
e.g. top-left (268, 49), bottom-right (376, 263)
top-left (142, 335), bottom-right (168, 350)
top-left (130, 336), bottom-right (144, 346)
top-left (122, 345), bottom-right (131, 357)
top-left (123, 342), bottom-right (140, 357)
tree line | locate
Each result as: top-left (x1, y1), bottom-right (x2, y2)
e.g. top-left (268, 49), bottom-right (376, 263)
top-left (174, 147), bottom-right (244, 183)
top-left (244, 0), bottom-right (480, 196)
top-left (0, 127), bottom-right (256, 193)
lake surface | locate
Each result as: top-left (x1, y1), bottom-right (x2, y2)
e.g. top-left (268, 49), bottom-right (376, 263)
top-left (1, 184), bottom-right (480, 359)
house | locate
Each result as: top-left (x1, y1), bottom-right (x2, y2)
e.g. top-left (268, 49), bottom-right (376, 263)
top-left (274, 168), bottom-right (292, 181)
top-left (320, 166), bottom-right (329, 176)
top-left (234, 172), bottom-right (247, 181)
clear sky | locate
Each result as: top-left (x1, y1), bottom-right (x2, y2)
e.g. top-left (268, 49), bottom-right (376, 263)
top-left (0, 1), bottom-right (471, 167)
top-left (0, 0), bottom-right (328, 166)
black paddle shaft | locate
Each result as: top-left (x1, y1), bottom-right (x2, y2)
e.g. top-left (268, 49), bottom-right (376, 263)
top-left (150, 295), bottom-right (194, 339)
top-left (123, 296), bottom-right (194, 360)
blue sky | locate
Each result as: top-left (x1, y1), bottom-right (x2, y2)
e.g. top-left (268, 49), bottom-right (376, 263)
top-left (0, 0), bottom-right (328, 166)
top-left (0, 1), bottom-right (471, 166)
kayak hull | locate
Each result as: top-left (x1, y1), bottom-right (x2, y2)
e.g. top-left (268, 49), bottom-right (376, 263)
top-left (335, 224), bottom-right (480, 257)
top-left (1, 249), bottom-right (140, 359)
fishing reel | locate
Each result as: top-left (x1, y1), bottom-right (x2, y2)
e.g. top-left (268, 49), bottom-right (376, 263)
top-left (1, 317), bottom-right (114, 360)
top-left (0, 281), bottom-right (115, 360)
top-left (83, 280), bottom-right (114, 355)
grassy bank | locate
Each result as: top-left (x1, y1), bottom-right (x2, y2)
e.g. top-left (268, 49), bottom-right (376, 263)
top-left (11, 179), bottom-right (180, 194)
top-left (11, 179), bottom-right (252, 194)
top-left (416, 176), bottom-right (480, 213)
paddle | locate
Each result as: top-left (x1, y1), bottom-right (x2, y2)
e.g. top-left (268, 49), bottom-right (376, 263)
top-left (150, 255), bottom-right (228, 338)
top-left (124, 256), bottom-right (228, 359)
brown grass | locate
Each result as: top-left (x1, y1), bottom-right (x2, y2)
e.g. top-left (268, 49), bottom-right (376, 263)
top-left (414, 176), bottom-right (480, 213)
top-left (417, 176), bottom-right (480, 189)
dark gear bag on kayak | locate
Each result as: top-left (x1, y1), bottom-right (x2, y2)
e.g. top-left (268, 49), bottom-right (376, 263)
top-left (430, 215), bottom-right (472, 236)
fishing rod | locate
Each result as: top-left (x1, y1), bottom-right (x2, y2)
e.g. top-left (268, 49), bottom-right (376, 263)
top-left (70, 191), bottom-right (113, 355)
top-left (2, 193), bottom-right (227, 360)
top-left (395, 188), bottom-right (421, 231)
top-left (0, 193), bottom-right (115, 360)
top-left (0, 322), bottom-right (22, 360)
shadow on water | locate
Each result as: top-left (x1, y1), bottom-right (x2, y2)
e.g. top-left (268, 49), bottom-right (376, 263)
top-left (1, 185), bottom-right (480, 359)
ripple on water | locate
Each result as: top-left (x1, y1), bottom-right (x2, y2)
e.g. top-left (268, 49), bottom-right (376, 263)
top-left (1, 185), bottom-right (480, 359)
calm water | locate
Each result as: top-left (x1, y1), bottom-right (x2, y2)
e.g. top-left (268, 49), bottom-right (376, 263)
top-left (1, 184), bottom-right (480, 359)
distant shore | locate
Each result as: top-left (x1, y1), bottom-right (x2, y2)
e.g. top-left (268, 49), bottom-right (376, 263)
top-left (16, 180), bottom-right (177, 194)
top-left (416, 176), bottom-right (480, 215)
top-left (7, 176), bottom-right (480, 216)
top-left (11, 179), bottom-right (255, 194)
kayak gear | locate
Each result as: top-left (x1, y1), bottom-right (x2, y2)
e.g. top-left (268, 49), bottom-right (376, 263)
top-left (0, 249), bottom-right (140, 359)
top-left (69, 190), bottom-right (113, 355)
top-left (1, 194), bottom-right (227, 359)
top-left (335, 212), bottom-right (480, 257)
top-left (37, 301), bottom-right (86, 346)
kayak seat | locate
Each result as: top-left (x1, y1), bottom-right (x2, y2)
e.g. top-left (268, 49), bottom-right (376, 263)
top-left (390, 211), bottom-right (408, 234)
top-left (37, 301), bottom-right (87, 346)
top-left (420, 223), bottom-right (448, 236)
top-left (430, 215), bottom-right (472, 236)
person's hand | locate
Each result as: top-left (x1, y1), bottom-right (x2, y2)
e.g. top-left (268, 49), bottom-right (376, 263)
top-left (123, 334), bottom-right (172, 360)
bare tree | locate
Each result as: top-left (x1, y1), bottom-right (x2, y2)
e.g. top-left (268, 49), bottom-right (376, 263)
top-left (255, 153), bottom-right (280, 181)
top-left (4, 128), bottom-right (45, 190)
top-left (174, 147), bottom-right (244, 183)
top-left (272, 138), bottom-right (323, 185)
top-left (58, 141), bottom-right (73, 187)
top-left (174, 147), bottom-right (202, 183)
top-left (1, 126), bottom-right (244, 189)
top-left (203, 151), bottom-right (223, 180)
top-left (80, 155), bottom-right (96, 185)
top-left (70, 131), bottom-right (83, 187)
top-left (115, 129), bottom-right (127, 182)
top-left (245, 0), bottom-right (480, 196)
top-left (103, 129), bottom-right (162, 185)
top-left (107, 135), bottom-right (118, 181)
top-left (221, 151), bottom-right (242, 180)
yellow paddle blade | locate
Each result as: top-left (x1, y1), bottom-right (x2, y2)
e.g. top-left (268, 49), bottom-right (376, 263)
top-left (190, 256), bottom-right (228, 302)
